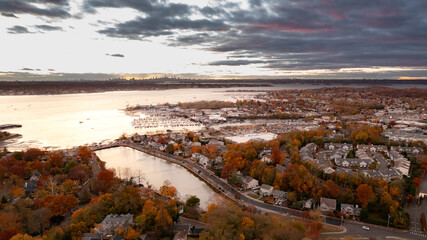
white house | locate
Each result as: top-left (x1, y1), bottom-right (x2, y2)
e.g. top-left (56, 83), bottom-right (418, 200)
top-left (241, 176), bottom-right (259, 190)
top-left (260, 184), bottom-right (274, 196)
top-left (319, 197), bottom-right (336, 212)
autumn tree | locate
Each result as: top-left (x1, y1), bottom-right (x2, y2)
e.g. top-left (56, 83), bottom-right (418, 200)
top-left (69, 165), bottom-right (91, 184)
top-left (135, 199), bottom-right (158, 232)
top-left (322, 180), bottom-right (341, 199)
top-left (114, 186), bottom-right (143, 214)
top-left (283, 164), bottom-right (315, 194)
top-left (356, 184), bottom-right (375, 207)
top-left (36, 194), bottom-right (77, 216)
top-left (60, 179), bottom-right (79, 195)
top-left (96, 170), bottom-right (114, 193)
top-left (77, 146), bottom-right (92, 164)
top-left (154, 206), bottom-right (173, 237)
top-left (271, 148), bottom-right (285, 165)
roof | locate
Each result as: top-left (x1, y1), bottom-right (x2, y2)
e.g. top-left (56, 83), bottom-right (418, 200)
top-left (272, 190), bottom-right (287, 197)
top-left (260, 184), bottom-right (273, 191)
top-left (112, 234), bottom-right (125, 240)
top-left (101, 214), bottom-right (133, 225)
top-left (320, 197), bottom-right (336, 209)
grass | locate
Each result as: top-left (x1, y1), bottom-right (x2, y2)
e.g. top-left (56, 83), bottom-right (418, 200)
top-left (247, 193), bottom-right (261, 199)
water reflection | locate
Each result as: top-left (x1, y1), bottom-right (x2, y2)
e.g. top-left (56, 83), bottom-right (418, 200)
top-left (95, 146), bottom-right (220, 209)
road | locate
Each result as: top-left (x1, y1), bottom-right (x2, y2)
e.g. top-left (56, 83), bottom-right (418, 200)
top-left (108, 143), bottom-right (425, 240)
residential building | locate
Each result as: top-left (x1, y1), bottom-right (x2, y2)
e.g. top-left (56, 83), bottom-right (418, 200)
top-left (319, 197), bottom-right (336, 212)
top-left (260, 184), bottom-right (274, 196)
top-left (241, 176), bottom-right (259, 190)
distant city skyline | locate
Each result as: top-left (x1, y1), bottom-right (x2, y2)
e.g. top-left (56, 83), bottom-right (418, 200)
top-left (1, 0), bottom-right (427, 81)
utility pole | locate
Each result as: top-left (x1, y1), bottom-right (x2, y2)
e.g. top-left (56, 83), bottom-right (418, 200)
top-left (388, 214), bottom-right (390, 228)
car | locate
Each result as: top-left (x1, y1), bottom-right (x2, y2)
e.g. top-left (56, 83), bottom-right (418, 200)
top-left (362, 226), bottom-right (369, 230)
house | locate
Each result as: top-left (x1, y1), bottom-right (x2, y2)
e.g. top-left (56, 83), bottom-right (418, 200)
top-left (191, 153), bottom-right (209, 167)
top-left (335, 158), bottom-right (372, 169)
top-left (357, 144), bottom-right (387, 153)
top-left (304, 143), bottom-right (318, 153)
top-left (272, 190), bottom-right (287, 200)
top-left (29, 170), bottom-right (41, 182)
top-left (391, 146), bottom-right (423, 155)
top-left (319, 197), bottom-right (336, 212)
top-left (341, 204), bottom-right (355, 216)
top-left (241, 176), bottom-right (259, 190)
top-left (24, 180), bottom-right (38, 196)
top-left (82, 233), bottom-right (102, 240)
top-left (260, 184), bottom-right (274, 196)
top-left (329, 149), bottom-right (347, 160)
top-left (96, 214), bottom-right (133, 235)
top-left (261, 155), bottom-right (272, 163)
top-left (325, 143), bottom-right (352, 151)
top-left (303, 198), bottom-right (316, 209)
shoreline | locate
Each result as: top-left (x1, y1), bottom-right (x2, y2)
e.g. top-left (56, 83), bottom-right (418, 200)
top-left (1, 79), bottom-right (426, 96)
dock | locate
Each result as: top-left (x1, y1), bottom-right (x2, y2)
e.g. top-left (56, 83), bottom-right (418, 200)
top-left (0, 124), bottom-right (22, 130)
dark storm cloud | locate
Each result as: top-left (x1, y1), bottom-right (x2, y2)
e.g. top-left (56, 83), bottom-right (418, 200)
top-left (84, 0), bottom-right (228, 39)
top-left (35, 25), bottom-right (63, 31)
top-left (208, 60), bottom-right (269, 66)
top-left (106, 53), bottom-right (125, 58)
top-left (7, 25), bottom-right (31, 34)
top-left (86, 0), bottom-right (427, 74)
top-left (0, 0), bottom-right (71, 18)
top-left (1, 12), bottom-right (17, 18)
top-left (98, 17), bottom-right (229, 39)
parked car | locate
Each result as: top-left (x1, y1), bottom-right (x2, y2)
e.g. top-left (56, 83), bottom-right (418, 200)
top-left (362, 226), bottom-right (369, 230)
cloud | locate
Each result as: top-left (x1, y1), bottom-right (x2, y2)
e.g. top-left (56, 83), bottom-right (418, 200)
top-left (35, 25), bottom-right (63, 31)
top-left (7, 25), bottom-right (31, 34)
top-left (208, 60), bottom-right (268, 66)
top-left (0, 0), bottom-right (70, 18)
top-left (1, 12), bottom-right (17, 18)
top-left (20, 68), bottom-right (41, 71)
top-left (106, 53), bottom-right (125, 58)
top-left (99, 17), bottom-right (229, 39)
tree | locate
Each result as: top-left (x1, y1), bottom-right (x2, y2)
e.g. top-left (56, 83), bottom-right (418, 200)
top-left (77, 146), bottom-right (92, 164)
top-left (186, 196), bottom-right (200, 208)
top-left (0, 229), bottom-right (18, 240)
top-left (0, 212), bottom-right (21, 233)
top-left (36, 194), bottom-right (78, 216)
top-left (159, 183), bottom-right (177, 199)
top-left (69, 165), bottom-right (91, 184)
top-left (10, 234), bottom-right (37, 240)
top-left (154, 207), bottom-right (173, 237)
top-left (124, 227), bottom-right (140, 240)
top-left (60, 179), bottom-right (79, 195)
top-left (271, 148), bottom-right (285, 165)
top-left (356, 184), bottom-right (374, 207)
top-left (323, 180), bottom-right (341, 199)
top-left (135, 199), bottom-right (157, 231)
top-left (114, 186), bottom-right (143, 214)
top-left (96, 170), bottom-right (114, 193)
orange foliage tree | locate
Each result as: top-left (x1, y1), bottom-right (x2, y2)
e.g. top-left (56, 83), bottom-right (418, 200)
top-left (36, 194), bottom-right (78, 216)
top-left (356, 184), bottom-right (375, 207)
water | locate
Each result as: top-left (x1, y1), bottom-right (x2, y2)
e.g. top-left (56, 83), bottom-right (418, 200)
top-left (0, 88), bottom-right (259, 150)
top-left (95, 146), bottom-right (219, 208)
top-left (1, 84), bottom-right (425, 150)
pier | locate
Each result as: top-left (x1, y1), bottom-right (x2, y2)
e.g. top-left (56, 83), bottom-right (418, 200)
top-left (0, 124), bottom-right (22, 130)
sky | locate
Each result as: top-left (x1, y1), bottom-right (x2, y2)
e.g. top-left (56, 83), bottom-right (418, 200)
top-left (0, 0), bottom-right (427, 81)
